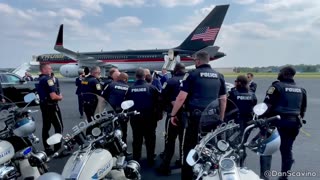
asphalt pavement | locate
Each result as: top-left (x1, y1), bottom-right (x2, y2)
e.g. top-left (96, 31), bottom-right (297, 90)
top-left (29, 77), bottom-right (320, 180)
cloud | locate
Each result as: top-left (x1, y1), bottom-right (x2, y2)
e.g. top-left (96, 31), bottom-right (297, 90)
top-left (233, 0), bottom-right (256, 5)
top-left (159, 0), bottom-right (203, 8)
top-left (107, 16), bottom-right (142, 29)
top-left (225, 22), bottom-right (280, 39)
top-left (80, 0), bottom-right (146, 12)
top-left (0, 3), bottom-right (15, 14)
top-left (59, 8), bottom-right (85, 19)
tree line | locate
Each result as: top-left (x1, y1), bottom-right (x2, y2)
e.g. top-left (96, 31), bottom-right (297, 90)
top-left (234, 64), bottom-right (320, 73)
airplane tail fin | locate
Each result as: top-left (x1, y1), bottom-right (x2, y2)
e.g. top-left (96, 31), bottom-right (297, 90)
top-left (55, 24), bottom-right (63, 47)
top-left (176, 4), bottom-right (229, 51)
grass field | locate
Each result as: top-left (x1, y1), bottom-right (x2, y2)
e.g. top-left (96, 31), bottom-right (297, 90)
top-left (222, 72), bottom-right (320, 78)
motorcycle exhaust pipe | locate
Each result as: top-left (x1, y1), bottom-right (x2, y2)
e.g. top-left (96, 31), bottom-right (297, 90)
top-left (124, 160), bottom-right (141, 180)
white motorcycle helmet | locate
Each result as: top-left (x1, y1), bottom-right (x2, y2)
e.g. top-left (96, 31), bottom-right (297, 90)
top-left (251, 127), bottom-right (281, 156)
top-left (13, 116), bottom-right (36, 137)
top-left (37, 172), bottom-right (64, 180)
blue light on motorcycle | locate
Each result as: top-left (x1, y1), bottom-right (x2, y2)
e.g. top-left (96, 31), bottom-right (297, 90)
top-left (23, 147), bottom-right (32, 156)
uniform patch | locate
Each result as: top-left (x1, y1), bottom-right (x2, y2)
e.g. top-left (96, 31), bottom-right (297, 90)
top-left (182, 73), bottom-right (189, 81)
top-left (267, 87), bottom-right (275, 94)
top-left (81, 81), bottom-right (88, 85)
top-left (47, 80), bottom-right (54, 86)
top-left (96, 84), bottom-right (101, 90)
top-left (162, 82), bottom-right (167, 89)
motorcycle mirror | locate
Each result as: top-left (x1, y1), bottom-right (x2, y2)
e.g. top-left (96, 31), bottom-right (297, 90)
top-left (24, 93), bottom-right (36, 103)
top-left (47, 133), bottom-right (63, 145)
top-left (253, 103), bottom-right (268, 116)
top-left (121, 100), bottom-right (134, 110)
top-left (186, 149), bottom-right (199, 166)
top-left (92, 127), bottom-right (101, 137)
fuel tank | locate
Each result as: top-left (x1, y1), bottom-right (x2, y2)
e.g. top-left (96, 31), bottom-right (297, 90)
top-left (0, 140), bottom-right (15, 164)
top-left (62, 148), bottom-right (113, 179)
top-left (202, 167), bottom-right (261, 180)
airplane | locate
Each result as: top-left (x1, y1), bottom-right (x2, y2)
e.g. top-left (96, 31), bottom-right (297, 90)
top-left (37, 4), bottom-right (229, 77)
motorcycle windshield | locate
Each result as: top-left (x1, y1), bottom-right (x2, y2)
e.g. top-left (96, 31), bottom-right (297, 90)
top-left (94, 94), bottom-right (115, 116)
top-left (199, 98), bottom-right (221, 134)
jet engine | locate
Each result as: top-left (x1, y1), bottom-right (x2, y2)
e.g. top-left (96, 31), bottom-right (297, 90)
top-left (59, 64), bottom-right (80, 77)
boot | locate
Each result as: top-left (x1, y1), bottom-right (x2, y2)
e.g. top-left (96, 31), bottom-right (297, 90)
top-left (260, 155), bottom-right (272, 180)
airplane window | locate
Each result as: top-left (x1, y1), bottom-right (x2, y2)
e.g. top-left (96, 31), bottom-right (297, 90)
top-left (5, 74), bottom-right (20, 83)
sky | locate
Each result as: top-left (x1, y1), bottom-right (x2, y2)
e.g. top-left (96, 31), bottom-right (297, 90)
top-left (0, 0), bottom-right (319, 68)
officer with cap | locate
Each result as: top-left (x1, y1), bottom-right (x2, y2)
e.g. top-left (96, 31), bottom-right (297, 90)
top-left (36, 64), bottom-right (63, 155)
top-left (157, 63), bottom-right (186, 175)
top-left (81, 66), bottom-right (102, 122)
top-left (260, 66), bottom-right (307, 180)
top-left (125, 68), bottom-right (160, 166)
top-left (170, 51), bottom-right (227, 180)
top-left (102, 72), bottom-right (129, 143)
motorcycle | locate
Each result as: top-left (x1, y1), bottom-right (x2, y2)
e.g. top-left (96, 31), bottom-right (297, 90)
top-left (46, 95), bottom-right (141, 180)
top-left (0, 93), bottom-right (48, 180)
top-left (186, 99), bottom-right (281, 180)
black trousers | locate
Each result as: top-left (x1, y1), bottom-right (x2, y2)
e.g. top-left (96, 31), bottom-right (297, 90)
top-left (181, 115), bottom-right (200, 180)
top-left (40, 103), bottom-right (63, 152)
top-left (83, 101), bottom-right (97, 123)
top-left (278, 127), bottom-right (299, 178)
top-left (130, 114), bottom-right (157, 162)
top-left (120, 120), bottom-right (128, 143)
top-left (77, 94), bottom-right (84, 116)
top-left (162, 114), bottom-right (183, 167)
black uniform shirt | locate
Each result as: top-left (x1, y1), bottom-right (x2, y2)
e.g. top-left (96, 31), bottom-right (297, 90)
top-left (126, 79), bottom-right (159, 114)
top-left (81, 75), bottom-right (102, 102)
top-left (162, 72), bottom-right (185, 110)
top-left (102, 80), bottom-right (129, 111)
top-left (181, 64), bottom-right (226, 110)
top-left (37, 74), bottom-right (58, 104)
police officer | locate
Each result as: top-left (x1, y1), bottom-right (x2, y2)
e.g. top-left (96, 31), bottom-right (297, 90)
top-left (102, 72), bottom-right (129, 143)
top-left (125, 68), bottom-right (160, 166)
top-left (261, 66), bottom-right (307, 180)
top-left (247, 72), bottom-right (257, 93)
top-left (227, 75), bottom-right (257, 167)
top-left (157, 63), bottom-right (186, 175)
top-left (227, 75), bottom-right (257, 132)
top-left (36, 64), bottom-right (63, 155)
top-left (76, 69), bottom-right (85, 118)
top-left (0, 79), bottom-right (5, 103)
top-left (170, 51), bottom-right (227, 180)
top-left (81, 66), bottom-right (102, 122)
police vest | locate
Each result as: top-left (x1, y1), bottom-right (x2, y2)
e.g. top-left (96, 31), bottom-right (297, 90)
top-left (107, 82), bottom-right (129, 110)
top-left (187, 68), bottom-right (221, 110)
top-left (273, 82), bottom-right (302, 116)
top-left (128, 81), bottom-right (155, 113)
top-left (231, 90), bottom-right (255, 117)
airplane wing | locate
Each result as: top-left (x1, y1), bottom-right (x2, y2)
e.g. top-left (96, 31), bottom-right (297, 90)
top-left (54, 25), bottom-right (102, 63)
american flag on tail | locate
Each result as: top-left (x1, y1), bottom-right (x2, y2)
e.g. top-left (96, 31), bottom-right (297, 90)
top-left (191, 27), bottom-right (220, 42)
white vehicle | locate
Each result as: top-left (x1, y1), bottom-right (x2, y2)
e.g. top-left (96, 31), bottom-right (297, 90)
top-left (47, 96), bottom-right (141, 180)
top-left (186, 99), bottom-right (281, 180)
top-left (0, 93), bottom-right (48, 180)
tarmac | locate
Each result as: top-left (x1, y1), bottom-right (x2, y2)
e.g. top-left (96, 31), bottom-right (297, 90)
top-left (28, 77), bottom-right (320, 180)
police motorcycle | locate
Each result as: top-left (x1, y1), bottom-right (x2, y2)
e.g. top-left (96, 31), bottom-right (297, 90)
top-left (46, 94), bottom-right (141, 180)
top-left (0, 93), bottom-right (49, 179)
top-left (186, 99), bottom-right (281, 180)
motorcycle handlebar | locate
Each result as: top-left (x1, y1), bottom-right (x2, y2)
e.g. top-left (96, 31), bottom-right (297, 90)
top-left (247, 115), bottom-right (281, 126)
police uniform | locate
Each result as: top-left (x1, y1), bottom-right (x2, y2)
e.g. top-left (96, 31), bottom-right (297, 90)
top-left (159, 72), bottom-right (185, 171)
top-left (263, 79), bottom-right (307, 179)
top-left (249, 81), bottom-right (257, 93)
top-left (81, 75), bottom-right (102, 122)
top-left (125, 79), bottom-right (160, 165)
top-left (181, 64), bottom-right (226, 179)
top-left (75, 75), bottom-right (85, 117)
top-left (227, 87), bottom-right (257, 131)
top-left (36, 74), bottom-right (63, 153)
top-left (102, 80), bottom-right (129, 142)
